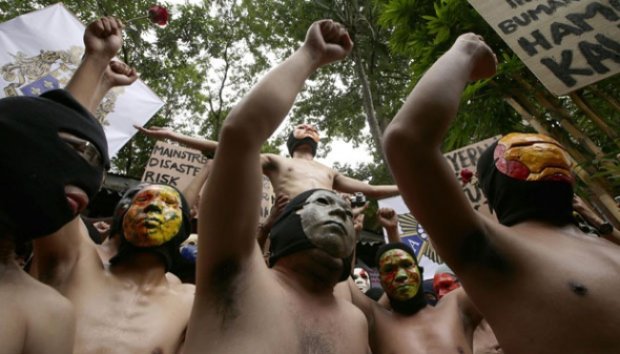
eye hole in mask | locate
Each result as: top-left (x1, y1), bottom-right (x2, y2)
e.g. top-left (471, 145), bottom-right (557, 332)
top-left (58, 131), bottom-right (104, 168)
top-left (58, 131), bottom-right (106, 187)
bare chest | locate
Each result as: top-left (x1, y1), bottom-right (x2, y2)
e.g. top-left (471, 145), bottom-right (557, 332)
top-left (70, 284), bottom-right (189, 354)
top-left (372, 306), bottom-right (472, 354)
top-left (276, 159), bottom-right (335, 195)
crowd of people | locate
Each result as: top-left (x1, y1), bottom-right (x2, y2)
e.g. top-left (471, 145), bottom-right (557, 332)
top-left (0, 14), bottom-right (619, 354)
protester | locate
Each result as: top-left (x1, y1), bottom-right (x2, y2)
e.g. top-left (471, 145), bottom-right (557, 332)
top-left (383, 32), bottom-right (620, 353)
top-left (433, 265), bottom-right (503, 354)
top-left (183, 20), bottom-right (370, 354)
top-left (27, 17), bottom-right (194, 354)
top-left (0, 16), bottom-right (134, 354)
top-left (340, 207), bottom-right (483, 353)
top-left (136, 122), bottom-right (399, 204)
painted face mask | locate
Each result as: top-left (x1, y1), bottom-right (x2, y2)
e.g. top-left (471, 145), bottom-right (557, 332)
top-left (477, 133), bottom-right (574, 226)
top-left (269, 189), bottom-right (355, 281)
top-left (379, 249), bottom-right (421, 301)
top-left (375, 243), bottom-right (427, 314)
top-left (122, 185), bottom-right (183, 247)
top-left (433, 273), bottom-right (461, 300)
top-left (110, 184), bottom-right (191, 271)
top-left (353, 267), bottom-right (371, 293)
top-left (0, 90), bottom-right (109, 240)
top-left (286, 124), bottom-right (320, 156)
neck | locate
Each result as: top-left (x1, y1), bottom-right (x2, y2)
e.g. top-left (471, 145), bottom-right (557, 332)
top-left (292, 149), bottom-right (314, 160)
top-left (0, 237), bottom-right (15, 264)
top-left (510, 219), bottom-right (584, 238)
top-left (110, 252), bottom-right (167, 287)
top-left (273, 249), bottom-right (340, 295)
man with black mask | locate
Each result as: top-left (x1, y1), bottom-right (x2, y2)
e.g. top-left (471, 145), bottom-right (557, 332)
top-left (338, 210), bottom-right (482, 354)
top-left (29, 17), bottom-right (193, 354)
top-left (0, 16), bottom-right (135, 354)
top-left (384, 33), bottom-right (620, 353)
top-left (184, 20), bottom-right (370, 354)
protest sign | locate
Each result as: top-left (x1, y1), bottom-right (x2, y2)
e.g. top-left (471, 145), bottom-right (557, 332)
top-left (468, 0), bottom-right (620, 95)
top-left (142, 141), bottom-right (208, 191)
top-left (0, 4), bottom-right (164, 157)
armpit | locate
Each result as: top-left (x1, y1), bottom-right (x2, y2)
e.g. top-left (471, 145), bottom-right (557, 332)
top-left (457, 230), bottom-right (512, 274)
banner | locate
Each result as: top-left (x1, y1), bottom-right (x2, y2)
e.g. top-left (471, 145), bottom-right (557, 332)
top-left (378, 136), bottom-right (499, 278)
top-left (142, 141), bottom-right (275, 221)
top-left (0, 4), bottom-right (164, 158)
top-left (142, 141), bottom-right (208, 191)
top-left (468, 0), bottom-right (620, 96)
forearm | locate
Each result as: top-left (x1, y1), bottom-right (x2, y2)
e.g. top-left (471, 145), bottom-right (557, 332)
top-left (65, 55), bottom-right (110, 113)
top-left (183, 160), bottom-right (211, 208)
top-left (387, 49), bottom-right (472, 148)
top-left (366, 185), bottom-right (400, 199)
top-left (385, 226), bottom-right (400, 244)
top-left (222, 47), bottom-right (319, 149)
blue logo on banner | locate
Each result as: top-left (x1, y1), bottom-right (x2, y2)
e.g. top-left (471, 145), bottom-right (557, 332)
top-left (19, 74), bottom-right (59, 97)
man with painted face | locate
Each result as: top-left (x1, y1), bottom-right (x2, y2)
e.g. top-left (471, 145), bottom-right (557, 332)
top-left (136, 112), bottom-right (399, 204)
top-left (28, 18), bottom-right (193, 354)
top-left (183, 20), bottom-right (370, 354)
top-left (34, 181), bottom-right (195, 354)
top-left (383, 33), bottom-right (620, 353)
top-left (339, 207), bottom-right (483, 354)
top-left (0, 16), bottom-right (137, 354)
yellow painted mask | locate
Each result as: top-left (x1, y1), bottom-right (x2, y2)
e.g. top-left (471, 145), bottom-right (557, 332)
top-left (494, 133), bottom-right (573, 183)
top-left (122, 185), bottom-right (183, 247)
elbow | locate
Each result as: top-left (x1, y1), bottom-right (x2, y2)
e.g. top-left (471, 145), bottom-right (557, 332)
top-left (383, 123), bottom-right (426, 162)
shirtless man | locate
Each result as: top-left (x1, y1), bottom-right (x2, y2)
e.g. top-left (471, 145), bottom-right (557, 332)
top-left (31, 18), bottom-right (194, 354)
top-left (433, 267), bottom-right (502, 354)
top-left (383, 33), bottom-right (620, 353)
top-left (341, 207), bottom-right (482, 354)
top-left (0, 16), bottom-right (137, 354)
top-left (137, 114), bottom-right (399, 202)
top-left (183, 20), bottom-right (369, 354)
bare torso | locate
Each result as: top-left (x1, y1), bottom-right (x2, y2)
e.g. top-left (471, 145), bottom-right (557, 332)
top-left (473, 319), bottom-right (502, 354)
top-left (263, 153), bottom-right (337, 199)
top-left (463, 221), bottom-right (620, 354)
top-left (185, 249), bottom-right (369, 354)
top-left (0, 259), bottom-right (75, 354)
top-left (36, 220), bottom-right (194, 354)
top-left (371, 289), bottom-right (476, 354)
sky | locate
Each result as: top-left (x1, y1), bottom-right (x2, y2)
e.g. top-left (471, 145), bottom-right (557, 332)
top-left (167, 0), bottom-right (376, 169)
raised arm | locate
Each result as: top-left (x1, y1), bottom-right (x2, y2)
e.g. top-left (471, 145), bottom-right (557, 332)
top-left (333, 173), bottom-right (399, 199)
top-left (135, 126), bottom-right (219, 156)
top-left (377, 207), bottom-right (401, 244)
top-left (383, 34), bottom-right (497, 271)
top-left (197, 20), bottom-right (353, 280)
top-left (65, 17), bottom-right (133, 113)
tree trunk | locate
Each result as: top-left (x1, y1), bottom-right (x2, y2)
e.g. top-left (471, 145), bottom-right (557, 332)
top-left (352, 46), bottom-right (385, 163)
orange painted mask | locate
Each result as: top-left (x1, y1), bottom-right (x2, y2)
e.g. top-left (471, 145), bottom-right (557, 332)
top-left (494, 133), bottom-right (573, 183)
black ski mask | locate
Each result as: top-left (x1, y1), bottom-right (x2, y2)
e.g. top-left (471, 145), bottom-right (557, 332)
top-left (109, 184), bottom-right (191, 272)
top-left (269, 189), bottom-right (354, 281)
top-left (287, 131), bottom-right (318, 157)
top-left (477, 135), bottom-right (574, 227)
top-left (0, 89), bottom-right (109, 240)
top-left (375, 243), bottom-right (427, 315)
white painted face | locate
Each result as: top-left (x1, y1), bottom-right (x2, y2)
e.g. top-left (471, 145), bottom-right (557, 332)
top-left (353, 267), bottom-right (371, 293)
top-left (296, 190), bottom-right (355, 258)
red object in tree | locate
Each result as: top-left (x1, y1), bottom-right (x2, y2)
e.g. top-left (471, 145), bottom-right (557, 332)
top-left (460, 168), bottom-right (474, 184)
top-left (148, 5), bottom-right (169, 26)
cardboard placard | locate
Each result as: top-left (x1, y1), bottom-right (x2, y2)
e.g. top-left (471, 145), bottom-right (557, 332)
top-left (468, 0), bottom-right (620, 95)
top-left (142, 141), bottom-right (207, 190)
